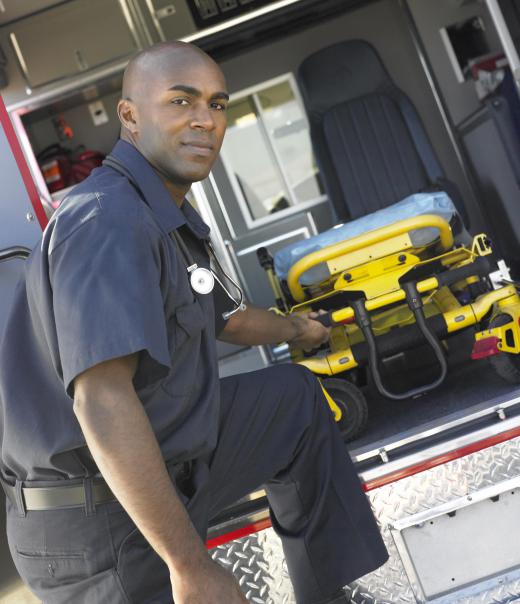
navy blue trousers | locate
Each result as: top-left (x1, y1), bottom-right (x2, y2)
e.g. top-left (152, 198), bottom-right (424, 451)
top-left (6, 365), bottom-right (388, 603)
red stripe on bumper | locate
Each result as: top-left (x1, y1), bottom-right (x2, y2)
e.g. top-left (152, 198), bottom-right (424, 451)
top-left (362, 425), bottom-right (520, 492)
top-left (207, 425), bottom-right (520, 547)
top-left (206, 517), bottom-right (272, 549)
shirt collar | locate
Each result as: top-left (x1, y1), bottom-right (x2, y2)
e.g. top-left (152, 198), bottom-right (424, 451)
top-left (180, 198), bottom-right (211, 240)
top-left (109, 140), bottom-right (210, 240)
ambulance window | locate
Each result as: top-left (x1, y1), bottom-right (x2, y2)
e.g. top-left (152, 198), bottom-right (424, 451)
top-left (220, 75), bottom-right (324, 223)
top-left (258, 82), bottom-right (322, 204)
top-left (223, 96), bottom-right (288, 220)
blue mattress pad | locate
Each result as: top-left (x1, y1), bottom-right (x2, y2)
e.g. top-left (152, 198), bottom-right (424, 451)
top-left (274, 191), bottom-right (456, 285)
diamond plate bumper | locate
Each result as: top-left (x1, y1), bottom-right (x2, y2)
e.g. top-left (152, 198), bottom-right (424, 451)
top-left (209, 433), bottom-right (520, 603)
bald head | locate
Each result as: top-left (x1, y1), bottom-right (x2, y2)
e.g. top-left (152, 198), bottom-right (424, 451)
top-left (122, 42), bottom-right (222, 103)
top-left (116, 41), bottom-right (229, 202)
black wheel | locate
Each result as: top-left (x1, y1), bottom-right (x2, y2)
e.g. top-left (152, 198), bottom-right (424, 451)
top-left (322, 378), bottom-right (368, 442)
top-left (490, 350), bottom-right (520, 384)
top-left (488, 314), bottom-right (520, 384)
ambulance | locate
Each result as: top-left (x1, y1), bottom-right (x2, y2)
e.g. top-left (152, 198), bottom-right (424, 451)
top-left (2, 1), bottom-right (520, 602)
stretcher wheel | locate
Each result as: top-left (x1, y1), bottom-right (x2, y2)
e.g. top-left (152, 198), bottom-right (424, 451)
top-left (322, 378), bottom-right (368, 442)
top-left (488, 315), bottom-right (520, 384)
top-left (490, 351), bottom-right (520, 384)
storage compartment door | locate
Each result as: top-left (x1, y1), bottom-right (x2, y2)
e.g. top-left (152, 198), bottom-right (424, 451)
top-left (9, 0), bottom-right (139, 88)
top-left (390, 476), bottom-right (520, 603)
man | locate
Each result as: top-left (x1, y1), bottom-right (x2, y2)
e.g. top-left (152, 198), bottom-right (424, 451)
top-left (0, 42), bottom-right (388, 603)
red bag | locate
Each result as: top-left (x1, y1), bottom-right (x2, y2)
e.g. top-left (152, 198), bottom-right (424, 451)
top-left (38, 144), bottom-right (73, 193)
top-left (37, 145), bottom-right (105, 193)
top-left (70, 150), bottom-right (105, 184)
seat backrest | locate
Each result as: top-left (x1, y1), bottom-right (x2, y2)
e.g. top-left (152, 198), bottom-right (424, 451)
top-left (298, 40), bottom-right (447, 222)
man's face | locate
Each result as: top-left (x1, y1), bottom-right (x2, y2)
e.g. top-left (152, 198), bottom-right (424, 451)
top-left (134, 56), bottom-right (228, 186)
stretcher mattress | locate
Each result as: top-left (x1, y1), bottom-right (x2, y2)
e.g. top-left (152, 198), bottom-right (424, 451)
top-left (274, 191), bottom-right (456, 285)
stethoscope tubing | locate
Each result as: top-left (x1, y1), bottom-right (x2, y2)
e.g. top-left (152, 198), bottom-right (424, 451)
top-left (171, 230), bottom-right (246, 319)
top-left (102, 156), bottom-right (246, 320)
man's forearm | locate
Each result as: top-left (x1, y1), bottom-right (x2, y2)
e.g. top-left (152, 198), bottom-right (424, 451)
top-left (219, 305), bottom-right (299, 346)
top-left (73, 367), bottom-right (206, 577)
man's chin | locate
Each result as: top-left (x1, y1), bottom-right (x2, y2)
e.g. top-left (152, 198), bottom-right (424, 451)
top-left (161, 159), bottom-right (214, 186)
top-left (182, 166), bottom-right (212, 184)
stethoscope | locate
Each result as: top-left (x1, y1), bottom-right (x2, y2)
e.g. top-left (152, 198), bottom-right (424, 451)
top-left (171, 229), bottom-right (246, 320)
top-left (103, 156), bottom-right (246, 321)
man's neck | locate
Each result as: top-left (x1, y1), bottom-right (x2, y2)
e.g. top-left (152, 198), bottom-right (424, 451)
top-left (120, 133), bottom-right (190, 207)
top-left (159, 175), bottom-right (190, 208)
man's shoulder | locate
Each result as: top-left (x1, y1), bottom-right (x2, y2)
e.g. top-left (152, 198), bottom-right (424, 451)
top-left (45, 167), bottom-right (157, 256)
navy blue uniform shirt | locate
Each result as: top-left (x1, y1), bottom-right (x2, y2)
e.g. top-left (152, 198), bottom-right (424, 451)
top-left (0, 140), bottom-right (226, 482)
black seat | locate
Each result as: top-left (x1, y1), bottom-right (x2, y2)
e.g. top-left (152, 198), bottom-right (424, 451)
top-left (297, 40), bottom-right (467, 225)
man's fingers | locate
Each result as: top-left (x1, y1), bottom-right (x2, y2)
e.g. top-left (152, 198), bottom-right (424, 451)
top-left (308, 309), bottom-right (327, 319)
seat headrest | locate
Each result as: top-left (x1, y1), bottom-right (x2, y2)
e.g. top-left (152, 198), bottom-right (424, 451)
top-left (298, 40), bottom-right (393, 119)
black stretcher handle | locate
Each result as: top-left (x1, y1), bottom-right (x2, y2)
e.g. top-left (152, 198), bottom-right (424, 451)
top-left (257, 247), bottom-right (290, 313)
top-left (314, 258), bottom-right (490, 328)
top-left (314, 313), bottom-right (333, 328)
top-left (256, 247), bottom-right (274, 270)
top-left (307, 260), bottom-right (488, 398)
top-left (352, 288), bottom-right (448, 401)
top-left (436, 256), bottom-right (490, 287)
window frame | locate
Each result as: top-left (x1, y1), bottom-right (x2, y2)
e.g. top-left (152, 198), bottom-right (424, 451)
top-left (220, 72), bottom-right (327, 230)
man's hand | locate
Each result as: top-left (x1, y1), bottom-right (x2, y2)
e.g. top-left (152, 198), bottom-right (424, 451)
top-left (287, 311), bottom-right (330, 351)
top-left (170, 555), bottom-right (247, 603)
top-left (219, 304), bottom-right (330, 350)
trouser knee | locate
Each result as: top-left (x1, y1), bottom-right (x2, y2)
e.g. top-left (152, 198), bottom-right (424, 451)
top-left (271, 364), bottom-right (334, 440)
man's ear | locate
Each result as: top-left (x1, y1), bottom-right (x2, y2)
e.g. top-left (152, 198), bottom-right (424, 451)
top-left (117, 98), bottom-right (139, 135)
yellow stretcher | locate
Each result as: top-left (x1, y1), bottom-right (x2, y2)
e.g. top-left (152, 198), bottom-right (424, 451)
top-left (258, 214), bottom-right (520, 441)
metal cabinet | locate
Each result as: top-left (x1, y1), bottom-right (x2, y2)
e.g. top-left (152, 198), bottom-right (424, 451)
top-left (8, 0), bottom-right (140, 89)
top-left (137, 0), bottom-right (197, 42)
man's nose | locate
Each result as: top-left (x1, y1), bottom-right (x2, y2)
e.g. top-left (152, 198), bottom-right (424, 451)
top-left (190, 103), bottom-right (216, 130)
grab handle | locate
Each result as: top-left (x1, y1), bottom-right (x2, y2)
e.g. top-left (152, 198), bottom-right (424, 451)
top-left (352, 286), bottom-right (447, 401)
top-left (0, 246), bottom-right (31, 263)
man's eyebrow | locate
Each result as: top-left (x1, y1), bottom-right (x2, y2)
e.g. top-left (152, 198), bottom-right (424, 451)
top-left (168, 84), bottom-right (200, 96)
top-left (212, 91), bottom-right (230, 101)
top-left (168, 84), bottom-right (229, 101)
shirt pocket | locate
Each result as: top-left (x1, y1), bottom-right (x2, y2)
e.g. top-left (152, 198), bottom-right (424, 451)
top-left (161, 298), bottom-right (207, 397)
top-left (173, 298), bottom-right (206, 351)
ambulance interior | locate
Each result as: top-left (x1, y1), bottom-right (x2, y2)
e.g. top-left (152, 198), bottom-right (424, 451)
top-left (2, 0), bottom-right (520, 600)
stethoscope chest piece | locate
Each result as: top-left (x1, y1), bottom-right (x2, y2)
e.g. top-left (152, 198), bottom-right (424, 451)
top-left (189, 265), bottom-right (215, 295)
